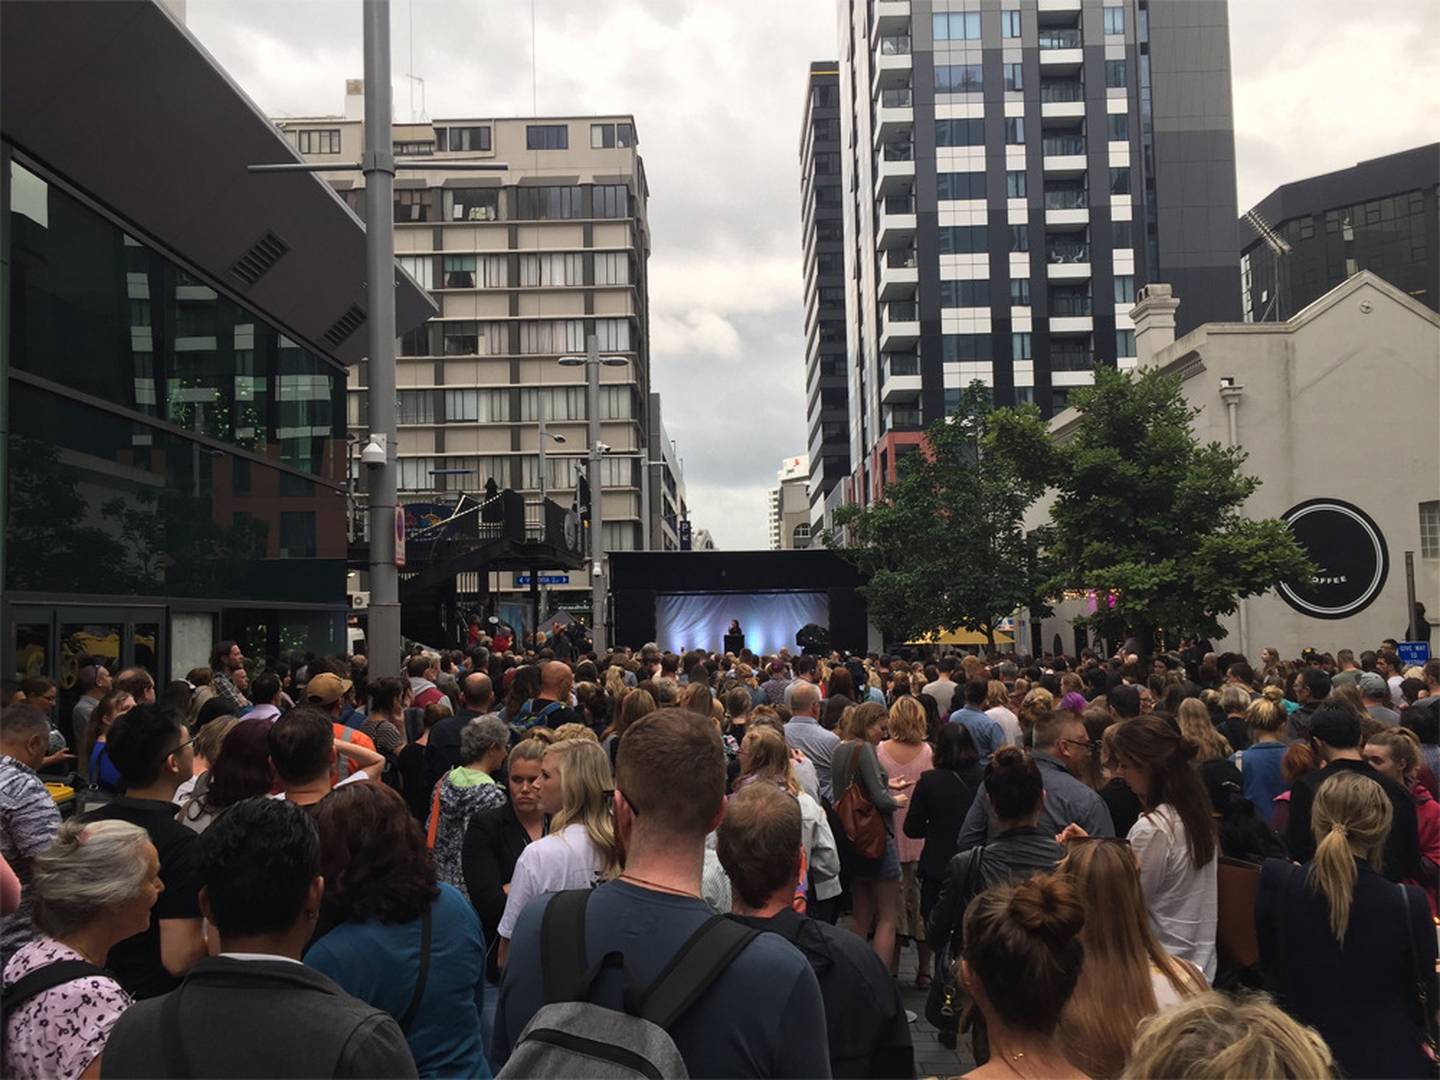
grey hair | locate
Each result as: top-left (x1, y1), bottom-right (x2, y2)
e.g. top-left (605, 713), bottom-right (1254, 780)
top-left (461, 715), bottom-right (510, 766)
top-left (31, 819), bottom-right (152, 937)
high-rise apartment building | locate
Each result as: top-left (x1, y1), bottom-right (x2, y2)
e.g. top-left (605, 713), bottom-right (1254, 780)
top-left (801, 63), bottom-right (852, 532)
top-left (1241, 143), bottom-right (1438, 322)
top-left (838, 0), bottom-right (1240, 505)
top-left (276, 86), bottom-right (680, 616)
top-left (769, 456), bottom-right (813, 550)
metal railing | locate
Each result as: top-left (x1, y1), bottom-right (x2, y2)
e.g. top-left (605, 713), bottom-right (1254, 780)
top-left (1049, 348), bottom-right (1093, 371)
top-left (1038, 29), bottom-right (1082, 48)
top-left (1047, 242), bottom-right (1091, 264)
top-left (886, 353), bottom-right (920, 377)
top-left (886, 301), bottom-right (920, 322)
top-left (887, 408), bottom-right (923, 431)
top-left (878, 34), bottom-right (912, 55)
top-left (1039, 80), bottom-right (1085, 102)
top-left (879, 87), bottom-right (913, 107)
top-left (885, 247), bottom-right (919, 268)
top-left (1049, 294), bottom-right (1093, 316)
top-left (883, 193), bottom-right (917, 214)
top-left (1045, 189), bottom-right (1089, 209)
top-left (1042, 135), bottom-right (1086, 156)
top-left (881, 141), bottom-right (915, 161)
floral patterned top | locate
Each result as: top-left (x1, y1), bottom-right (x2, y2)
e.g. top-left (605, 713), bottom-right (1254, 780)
top-left (2, 937), bottom-right (131, 1080)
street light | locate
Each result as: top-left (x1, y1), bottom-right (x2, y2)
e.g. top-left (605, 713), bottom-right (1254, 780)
top-left (558, 336), bottom-right (628, 655)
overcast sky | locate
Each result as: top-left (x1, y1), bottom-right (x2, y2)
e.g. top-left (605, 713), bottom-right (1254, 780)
top-left (185, 0), bottom-right (1438, 549)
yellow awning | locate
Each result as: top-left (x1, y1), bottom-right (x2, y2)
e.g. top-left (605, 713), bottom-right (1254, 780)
top-left (907, 628), bottom-right (1014, 646)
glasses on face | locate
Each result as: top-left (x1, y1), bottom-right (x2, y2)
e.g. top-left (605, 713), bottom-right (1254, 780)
top-left (1057, 737), bottom-right (1099, 755)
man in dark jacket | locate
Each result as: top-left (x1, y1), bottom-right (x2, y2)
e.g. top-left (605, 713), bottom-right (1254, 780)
top-left (100, 798), bottom-right (416, 1078)
top-left (719, 783), bottom-right (912, 1079)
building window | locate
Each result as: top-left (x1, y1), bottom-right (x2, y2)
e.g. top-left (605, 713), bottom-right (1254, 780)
top-left (519, 252), bottom-right (585, 287)
top-left (514, 186), bottom-right (583, 220)
top-left (296, 128), bottom-right (341, 154)
top-left (1421, 501), bottom-right (1440, 558)
top-left (397, 390), bottom-right (435, 425)
top-left (1107, 113), bottom-right (1129, 141)
top-left (935, 64), bottom-right (984, 93)
top-left (594, 252), bottom-right (631, 285)
top-left (519, 319), bottom-right (586, 355)
top-left (1012, 332), bottom-right (1032, 359)
top-left (938, 226), bottom-right (987, 254)
top-left (1103, 6), bottom-right (1125, 34)
top-left (811, 83), bottom-right (837, 108)
top-left (442, 188), bottom-right (500, 221)
top-left (593, 184), bottom-right (629, 218)
top-left (594, 318), bottom-right (633, 352)
top-left (401, 325), bottom-right (431, 357)
top-left (520, 386), bottom-right (588, 422)
top-left (396, 255), bottom-right (434, 290)
top-left (933, 11), bottom-right (981, 40)
top-left (525, 124), bottom-right (569, 150)
top-left (590, 122), bottom-right (636, 148)
top-left (1002, 10), bottom-right (1021, 38)
top-left (1005, 117), bottom-right (1025, 144)
top-left (936, 118), bottom-right (986, 146)
top-left (442, 255), bottom-right (476, 289)
top-left (1109, 167), bottom-right (1132, 195)
top-left (279, 512), bottom-right (317, 559)
top-left (940, 280), bottom-right (991, 307)
top-left (444, 388), bottom-right (509, 422)
top-left (1010, 225), bottom-right (1029, 252)
top-left (1004, 63), bottom-right (1024, 92)
top-left (1010, 278), bottom-right (1031, 306)
top-left (437, 126), bottom-right (490, 152)
top-left (442, 321), bottom-right (480, 356)
top-left (1113, 220), bottom-right (1134, 248)
top-left (393, 188), bottom-right (431, 223)
top-left (1105, 60), bottom-right (1127, 88)
top-left (1116, 329), bottom-right (1136, 356)
top-left (1114, 275), bottom-right (1136, 303)
top-left (943, 334), bottom-right (990, 361)
top-left (598, 384), bottom-right (635, 419)
top-left (937, 171), bottom-right (987, 200)
top-left (1006, 170), bottom-right (1027, 198)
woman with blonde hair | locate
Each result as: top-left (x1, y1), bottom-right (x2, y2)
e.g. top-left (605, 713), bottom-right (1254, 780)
top-left (1177, 699), bottom-right (1231, 763)
top-left (1057, 839), bottom-right (1206, 1077)
top-left (1017, 687), bottom-right (1054, 748)
top-left (737, 725), bottom-right (841, 907)
top-left (878, 696), bottom-right (935, 980)
top-left (983, 680), bottom-right (1021, 748)
top-left (604, 663), bottom-right (628, 702)
top-left (1257, 769), bottom-right (1437, 1078)
top-left (1121, 992), bottom-right (1333, 1079)
top-left (1363, 727), bottom-right (1440, 913)
top-left (495, 738), bottom-right (622, 968)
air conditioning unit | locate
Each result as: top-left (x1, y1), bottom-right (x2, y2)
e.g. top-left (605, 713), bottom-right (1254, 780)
top-left (349, 591), bottom-right (370, 610)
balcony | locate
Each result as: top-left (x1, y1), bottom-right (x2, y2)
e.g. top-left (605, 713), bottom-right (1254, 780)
top-left (873, 35), bottom-right (913, 89)
top-left (1044, 187), bottom-right (1089, 228)
top-left (871, 0), bottom-right (912, 37)
top-left (877, 192), bottom-right (917, 247)
top-left (1037, 29), bottom-right (1083, 70)
top-left (885, 406), bottom-right (924, 433)
top-left (1049, 292), bottom-right (1093, 317)
top-left (1043, 135), bottom-right (1087, 176)
top-left (875, 87), bottom-right (914, 142)
top-left (1039, 79), bottom-right (1086, 121)
top-left (878, 247), bottom-right (919, 299)
top-left (1049, 346), bottom-right (1093, 372)
top-left (879, 300), bottom-right (921, 352)
top-left (1037, 0), bottom-right (1083, 20)
top-left (881, 352), bottom-right (923, 403)
top-left (1046, 240), bottom-right (1092, 279)
top-left (875, 142), bottom-right (916, 194)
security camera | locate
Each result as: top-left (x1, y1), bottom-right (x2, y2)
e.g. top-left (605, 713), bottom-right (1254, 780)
top-left (595, 441), bottom-right (612, 454)
top-left (360, 435), bottom-right (388, 468)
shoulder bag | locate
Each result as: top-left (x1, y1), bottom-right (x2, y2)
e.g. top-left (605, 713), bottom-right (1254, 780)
top-left (832, 743), bottom-right (886, 860)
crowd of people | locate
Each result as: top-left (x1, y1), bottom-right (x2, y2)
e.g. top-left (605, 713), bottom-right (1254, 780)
top-left (0, 633), bottom-right (1437, 1078)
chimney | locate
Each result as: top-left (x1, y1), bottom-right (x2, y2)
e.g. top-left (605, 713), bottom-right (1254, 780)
top-left (1131, 283), bottom-right (1181, 368)
top-left (344, 79), bottom-right (364, 121)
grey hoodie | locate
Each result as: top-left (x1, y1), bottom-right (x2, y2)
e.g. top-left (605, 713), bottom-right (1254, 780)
top-left (925, 826), bottom-right (1064, 960)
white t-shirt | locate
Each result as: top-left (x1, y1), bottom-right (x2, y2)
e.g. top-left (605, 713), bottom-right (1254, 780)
top-left (1150, 959), bottom-right (1203, 1010)
top-left (497, 823), bottom-right (606, 940)
top-left (986, 706), bottom-right (1023, 747)
top-left (1129, 804), bottom-right (1217, 983)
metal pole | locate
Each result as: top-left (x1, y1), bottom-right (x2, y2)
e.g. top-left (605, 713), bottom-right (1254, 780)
top-left (641, 457), bottom-right (652, 551)
top-left (363, 0), bottom-right (401, 675)
top-left (1405, 551), bottom-right (1418, 640)
top-left (585, 335), bottom-right (605, 654)
top-left (538, 401), bottom-right (548, 504)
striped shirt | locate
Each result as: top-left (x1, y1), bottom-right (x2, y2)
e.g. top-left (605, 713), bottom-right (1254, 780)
top-left (0, 756), bottom-right (60, 956)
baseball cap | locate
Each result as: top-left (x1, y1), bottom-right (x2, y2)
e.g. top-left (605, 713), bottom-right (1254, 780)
top-left (305, 672), bottom-right (352, 705)
top-left (1357, 671), bottom-right (1388, 698)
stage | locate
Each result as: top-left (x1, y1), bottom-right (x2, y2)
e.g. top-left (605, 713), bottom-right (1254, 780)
top-left (608, 549), bottom-right (874, 656)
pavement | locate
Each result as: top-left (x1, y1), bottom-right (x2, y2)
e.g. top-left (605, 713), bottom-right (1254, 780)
top-left (894, 937), bottom-right (976, 1078)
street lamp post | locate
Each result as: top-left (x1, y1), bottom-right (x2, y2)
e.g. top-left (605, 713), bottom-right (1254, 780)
top-left (559, 335), bottom-right (627, 655)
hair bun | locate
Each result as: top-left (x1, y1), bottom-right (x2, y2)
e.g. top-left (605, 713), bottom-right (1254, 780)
top-left (991, 745), bottom-right (1026, 770)
top-left (1009, 874), bottom-right (1085, 951)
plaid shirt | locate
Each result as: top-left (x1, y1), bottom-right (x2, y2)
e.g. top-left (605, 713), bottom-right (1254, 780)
top-left (0, 755), bottom-right (61, 955)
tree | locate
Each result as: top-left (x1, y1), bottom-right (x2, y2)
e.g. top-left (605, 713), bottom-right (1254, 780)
top-left (1045, 364), bottom-right (1311, 652)
top-left (826, 383), bottom-right (1055, 649)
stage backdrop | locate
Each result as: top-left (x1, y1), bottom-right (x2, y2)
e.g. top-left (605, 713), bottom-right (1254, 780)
top-left (654, 592), bottom-right (829, 656)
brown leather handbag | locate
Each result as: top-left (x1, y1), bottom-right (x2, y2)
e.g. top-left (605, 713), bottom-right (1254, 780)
top-left (833, 745), bottom-right (887, 859)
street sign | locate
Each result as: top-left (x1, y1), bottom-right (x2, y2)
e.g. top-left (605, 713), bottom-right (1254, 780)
top-left (1398, 642), bottom-right (1431, 666)
top-left (393, 506), bottom-right (406, 568)
top-left (517, 574), bottom-right (570, 586)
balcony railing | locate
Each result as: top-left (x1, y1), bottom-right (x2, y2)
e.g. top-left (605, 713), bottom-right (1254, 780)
top-left (887, 408), bottom-right (924, 432)
top-left (1047, 242), bottom-right (1091, 263)
top-left (881, 141), bottom-right (915, 161)
top-left (1044, 189), bottom-right (1088, 209)
top-left (1049, 294), bottom-right (1093, 316)
top-left (1040, 80), bottom-right (1085, 102)
top-left (1042, 135), bottom-right (1087, 156)
top-left (879, 87), bottom-right (913, 107)
top-left (886, 247), bottom-right (919, 268)
top-left (1038, 29), bottom-right (1082, 48)
top-left (883, 193), bottom-right (917, 214)
top-left (886, 353), bottom-right (920, 377)
top-left (878, 34), bottom-right (912, 55)
top-left (1050, 348), bottom-right (1093, 371)
top-left (886, 301), bottom-right (920, 322)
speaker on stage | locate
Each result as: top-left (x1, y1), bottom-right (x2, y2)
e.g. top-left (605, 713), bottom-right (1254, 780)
top-left (723, 633), bottom-right (745, 654)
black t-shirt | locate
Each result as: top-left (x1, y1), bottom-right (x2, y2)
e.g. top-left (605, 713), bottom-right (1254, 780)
top-left (82, 796), bottom-right (202, 999)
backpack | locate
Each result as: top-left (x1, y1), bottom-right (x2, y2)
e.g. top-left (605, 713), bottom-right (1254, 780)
top-left (510, 699), bottom-right (565, 742)
top-left (498, 889), bottom-right (759, 1079)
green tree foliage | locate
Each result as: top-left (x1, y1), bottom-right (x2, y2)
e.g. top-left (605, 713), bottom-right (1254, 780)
top-left (1045, 364), bottom-right (1312, 649)
top-left (827, 384), bottom-right (1054, 647)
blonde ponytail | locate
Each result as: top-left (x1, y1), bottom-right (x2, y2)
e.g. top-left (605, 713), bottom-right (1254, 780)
top-left (1307, 771), bottom-right (1392, 943)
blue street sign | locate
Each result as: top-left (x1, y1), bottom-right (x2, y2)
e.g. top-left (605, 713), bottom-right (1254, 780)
top-left (1397, 642), bottom-right (1431, 666)
top-left (517, 574), bottom-right (571, 586)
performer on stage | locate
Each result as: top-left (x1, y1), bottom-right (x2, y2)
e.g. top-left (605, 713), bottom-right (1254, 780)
top-left (724, 620), bottom-right (745, 655)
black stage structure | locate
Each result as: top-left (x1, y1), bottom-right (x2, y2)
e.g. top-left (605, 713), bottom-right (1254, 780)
top-left (609, 550), bottom-right (870, 656)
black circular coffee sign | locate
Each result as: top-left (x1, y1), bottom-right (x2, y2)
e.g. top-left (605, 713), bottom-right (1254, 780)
top-left (1277, 499), bottom-right (1388, 619)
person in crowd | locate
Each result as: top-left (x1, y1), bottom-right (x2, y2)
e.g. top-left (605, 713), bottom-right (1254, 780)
top-left (751, 707), bottom-right (822, 802)
top-left (492, 708), bottom-right (830, 1077)
top-left (956, 874), bottom-right (1088, 1079)
top-left (0, 853), bottom-right (18, 917)
top-left (958, 710), bottom-right (1114, 848)
top-left (1057, 837), bottom-right (1207, 1077)
top-left (904, 721), bottom-right (983, 923)
top-left (983, 680), bottom-right (1022, 748)
top-left (510, 661), bottom-right (581, 736)
top-left (81, 689), bottom-right (135, 796)
top-left (1257, 769), bottom-right (1437, 1078)
top-left (1286, 702), bottom-right (1421, 882)
top-left (305, 673), bottom-right (383, 778)
top-left (428, 716), bottom-right (510, 899)
top-left (1377, 647), bottom-right (1407, 707)
top-left (1, 820), bottom-right (160, 1080)
top-left (99, 797), bottom-right (417, 1078)
top-left (208, 640), bottom-right (249, 715)
top-left (782, 655), bottom-right (821, 710)
top-left (948, 679), bottom-right (1003, 766)
top-left (1120, 992), bottom-right (1334, 1079)
top-left (719, 782), bottom-right (914, 1078)
top-left (406, 654), bottom-right (446, 712)
top-left (269, 706), bottom-right (385, 807)
top-left (1359, 670), bottom-right (1401, 726)
top-left (428, 673), bottom-right (494, 775)
top-left (1232, 695), bottom-right (1289, 816)
top-left (1089, 715), bottom-right (1218, 981)
top-left (920, 656), bottom-right (959, 718)
top-left (494, 738), bottom-right (621, 967)
top-left (1363, 727), bottom-right (1440, 911)
top-left (1287, 666), bottom-right (1331, 740)
top-left (173, 715), bottom-right (237, 811)
top-left (463, 739), bottom-right (547, 983)
top-left (178, 717), bottom-right (275, 834)
top-left (602, 686), bottom-right (655, 768)
top-left (736, 725), bottom-right (842, 914)
top-left (760, 660), bottom-right (792, 706)
top-left (877, 696), bottom-right (933, 980)
top-left (832, 699), bottom-right (906, 966)
top-left (80, 704), bottom-right (205, 999)
top-left (245, 671), bottom-right (284, 724)
top-left (1268, 741), bottom-right (1316, 835)
top-left (112, 668), bottom-right (156, 709)
top-left (397, 701), bottom-right (445, 823)
top-left (1096, 722), bottom-right (1144, 839)
top-left (783, 681), bottom-right (839, 801)
top-left (1214, 685), bottom-right (1251, 753)
top-left (929, 747), bottom-right (1066, 971)
top-left (307, 782), bottom-right (490, 1078)
top-left (70, 662), bottom-right (112, 758)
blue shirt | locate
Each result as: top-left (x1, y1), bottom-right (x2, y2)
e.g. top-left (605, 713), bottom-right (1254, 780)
top-left (305, 883), bottom-right (491, 1079)
top-left (948, 706), bottom-right (1003, 763)
top-left (1235, 740), bottom-right (1288, 819)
